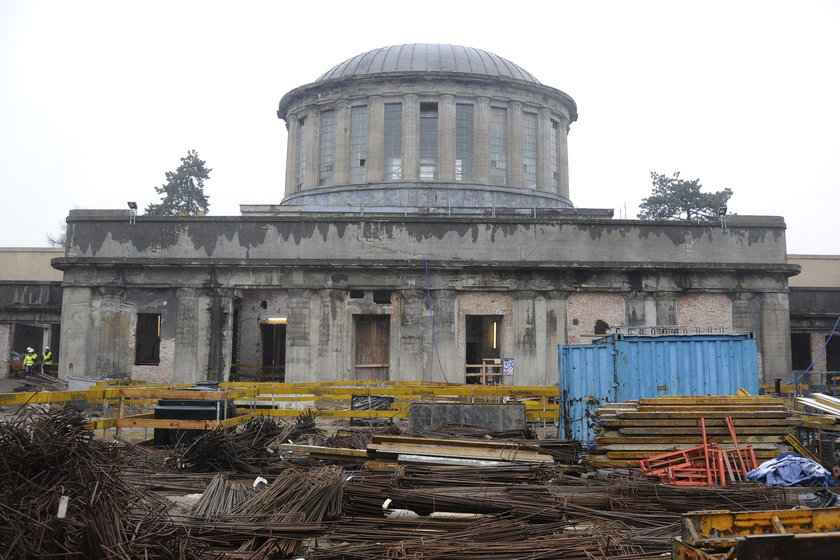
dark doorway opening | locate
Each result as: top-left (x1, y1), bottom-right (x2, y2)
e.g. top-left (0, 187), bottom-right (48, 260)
top-left (354, 315), bottom-right (389, 381)
top-left (135, 313), bottom-right (161, 365)
top-left (791, 333), bottom-right (812, 371)
top-left (260, 323), bottom-right (287, 382)
top-left (465, 315), bottom-right (502, 384)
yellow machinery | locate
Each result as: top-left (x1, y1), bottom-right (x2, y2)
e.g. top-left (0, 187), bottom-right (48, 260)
top-left (672, 507), bottom-right (840, 559)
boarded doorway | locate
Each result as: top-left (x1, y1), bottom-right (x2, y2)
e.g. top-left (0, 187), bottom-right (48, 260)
top-left (465, 315), bottom-right (503, 384)
top-left (260, 323), bottom-right (286, 381)
top-left (354, 315), bottom-right (389, 381)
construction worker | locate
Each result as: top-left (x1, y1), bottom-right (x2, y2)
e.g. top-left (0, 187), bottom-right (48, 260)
top-left (22, 347), bottom-right (38, 376)
top-left (42, 347), bottom-right (53, 375)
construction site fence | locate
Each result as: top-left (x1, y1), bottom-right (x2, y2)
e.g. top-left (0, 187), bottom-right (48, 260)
top-left (0, 380), bottom-right (560, 435)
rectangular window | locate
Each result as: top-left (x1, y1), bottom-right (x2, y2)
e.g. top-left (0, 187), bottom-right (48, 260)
top-left (550, 119), bottom-right (560, 191)
top-left (489, 107), bottom-right (507, 186)
top-left (135, 313), bottom-right (161, 366)
top-left (349, 106), bottom-right (368, 184)
top-left (318, 109), bottom-right (336, 186)
top-left (791, 333), bottom-right (812, 371)
top-left (455, 104), bottom-right (474, 182)
top-left (383, 103), bottom-right (402, 180)
top-left (419, 102), bottom-right (438, 180)
top-left (296, 117), bottom-right (307, 191)
top-left (522, 112), bottom-right (538, 187)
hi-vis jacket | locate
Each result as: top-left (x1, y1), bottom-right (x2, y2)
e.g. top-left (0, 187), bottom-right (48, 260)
top-left (22, 352), bottom-right (38, 367)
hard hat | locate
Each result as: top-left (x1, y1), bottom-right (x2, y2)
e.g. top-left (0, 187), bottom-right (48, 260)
top-left (45, 347), bottom-right (50, 351)
top-left (27, 347), bottom-right (34, 352)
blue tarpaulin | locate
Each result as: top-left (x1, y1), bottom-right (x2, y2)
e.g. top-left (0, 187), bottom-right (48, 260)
top-left (747, 453), bottom-right (832, 487)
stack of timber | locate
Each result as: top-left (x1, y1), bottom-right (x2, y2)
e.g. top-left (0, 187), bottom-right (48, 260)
top-left (795, 392), bottom-right (840, 429)
top-left (366, 435), bottom-right (555, 465)
top-left (587, 395), bottom-right (799, 468)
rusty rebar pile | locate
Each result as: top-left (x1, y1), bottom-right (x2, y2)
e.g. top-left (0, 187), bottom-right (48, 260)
top-left (177, 415), bottom-right (287, 472)
top-left (0, 409), bottom-right (207, 560)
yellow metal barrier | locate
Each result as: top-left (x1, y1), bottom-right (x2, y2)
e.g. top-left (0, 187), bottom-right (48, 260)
top-left (0, 381), bottom-right (559, 434)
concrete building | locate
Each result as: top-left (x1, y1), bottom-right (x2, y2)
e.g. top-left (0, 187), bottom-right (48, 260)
top-left (788, 255), bottom-right (840, 389)
top-left (52, 44), bottom-right (798, 386)
top-left (0, 248), bottom-right (63, 375)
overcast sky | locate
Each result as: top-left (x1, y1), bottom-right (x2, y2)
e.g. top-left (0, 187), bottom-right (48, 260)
top-left (1, 0), bottom-right (838, 254)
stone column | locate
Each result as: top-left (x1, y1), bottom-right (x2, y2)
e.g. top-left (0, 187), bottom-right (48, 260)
top-left (438, 94), bottom-right (456, 182)
top-left (759, 292), bottom-right (793, 386)
top-left (367, 96), bottom-right (384, 183)
top-left (333, 100), bottom-right (351, 185)
top-left (402, 93), bottom-right (420, 181)
top-left (537, 107), bottom-right (552, 192)
top-left (474, 97), bottom-right (490, 184)
top-left (512, 291), bottom-right (538, 386)
top-left (508, 101), bottom-right (523, 188)
top-left (285, 289), bottom-right (312, 383)
top-left (284, 115), bottom-right (299, 197)
top-left (303, 108), bottom-right (320, 190)
top-left (174, 288), bottom-right (201, 385)
top-left (558, 116), bottom-right (570, 199)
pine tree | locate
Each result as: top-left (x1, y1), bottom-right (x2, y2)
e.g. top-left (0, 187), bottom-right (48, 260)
top-left (145, 150), bottom-right (211, 216)
top-left (638, 172), bottom-right (732, 221)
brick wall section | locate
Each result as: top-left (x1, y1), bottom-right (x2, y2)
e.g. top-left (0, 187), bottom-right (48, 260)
top-left (676, 294), bottom-right (733, 329)
top-left (567, 293), bottom-right (625, 344)
top-left (132, 339), bottom-right (176, 384)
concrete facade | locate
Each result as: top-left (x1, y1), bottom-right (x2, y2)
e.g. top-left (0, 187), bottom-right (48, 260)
top-left (51, 44), bottom-right (798, 388)
top-left (787, 255), bottom-right (840, 386)
top-left (0, 248), bottom-right (64, 375)
top-left (53, 212), bottom-right (796, 386)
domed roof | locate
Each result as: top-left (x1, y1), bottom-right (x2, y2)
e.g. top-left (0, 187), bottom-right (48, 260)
top-left (317, 44), bottom-right (541, 84)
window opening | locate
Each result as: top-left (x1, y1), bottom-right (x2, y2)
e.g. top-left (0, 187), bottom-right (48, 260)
top-left (791, 333), bottom-right (812, 371)
top-left (419, 102), bottom-right (438, 180)
top-left (522, 112), bottom-right (538, 187)
top-left (489, 107), bottom-right (507, 185)
top-left (135, 313), bottom-right (161, 366)
top-left (550, 119), bottom-right (560, 191)
top-left (295, 117), bottom-right (307, 191)
top-left (383, 103), bottom-right (402, 180)
top-left (372, 290), bottom-right (391, 304)
top-left (349, 290), bottom-right (365, 299)
top-left (349, 106), bottom-right (368, 184)
top-left (318, 109), bottom-right (336, 186)
top-left (827, 335), bottom-right (840, 373)
top-left (465, 315), bottom-right (503, 384)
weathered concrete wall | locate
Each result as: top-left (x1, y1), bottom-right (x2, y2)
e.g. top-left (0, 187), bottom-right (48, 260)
top-left (55, 212), bottom-right (796, 385)
top-left (61, 211), bottom-right (789, 266)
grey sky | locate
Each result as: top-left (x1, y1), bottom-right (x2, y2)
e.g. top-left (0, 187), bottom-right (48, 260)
top-left (1, 0), bottom-right (838, 254)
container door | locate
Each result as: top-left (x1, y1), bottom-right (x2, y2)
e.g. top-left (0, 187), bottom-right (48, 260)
top-left (558, 344), bottom-right (615, 442)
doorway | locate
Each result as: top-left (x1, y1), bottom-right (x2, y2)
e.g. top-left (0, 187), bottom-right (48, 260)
top-left (260, 323), bottom-right (286, 381)
top-left (354, 315), bottom-right (390, 381)
top-left (465, 315), bottom-right (503, 384)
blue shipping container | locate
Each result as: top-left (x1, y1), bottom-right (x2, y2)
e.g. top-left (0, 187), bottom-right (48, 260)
top-left (558, 333), bottom-right (759, 442)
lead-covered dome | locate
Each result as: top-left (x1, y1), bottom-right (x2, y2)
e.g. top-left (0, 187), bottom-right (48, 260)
top-left (317, 44), bottom-right (541, 84)
top-left (273, 44), bottom-right (579, 216)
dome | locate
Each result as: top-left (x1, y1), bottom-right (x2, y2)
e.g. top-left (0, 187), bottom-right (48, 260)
top-left (317, 43), bottom-right (541, 84)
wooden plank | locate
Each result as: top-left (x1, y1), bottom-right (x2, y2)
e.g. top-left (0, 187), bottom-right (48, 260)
top-left (615, 411), bottom-right (791, 419)
top-left (594, 436), bottom-right (785, 445)
top-left (597, 443), bottom-right (779, 452)
top-left (599, 418), bottom-right (800, 428)
top-left (618, 426), bottom-right (793, 435)
top-left (116, 388), bottom-right (255, 400)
